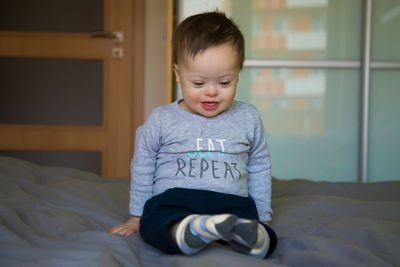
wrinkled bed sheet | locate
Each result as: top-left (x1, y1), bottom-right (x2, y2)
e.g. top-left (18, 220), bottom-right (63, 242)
top-left (0, 156), bottom-right (399, 266)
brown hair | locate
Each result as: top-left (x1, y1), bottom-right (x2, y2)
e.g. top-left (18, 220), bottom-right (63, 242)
top-left (172, 11), bottom-right (245, 69)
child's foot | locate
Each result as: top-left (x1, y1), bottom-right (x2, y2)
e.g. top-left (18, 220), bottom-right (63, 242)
top-left (229, 219), bottom-right (270, 259)
top-left (175, 214), bottom-right (237, 255)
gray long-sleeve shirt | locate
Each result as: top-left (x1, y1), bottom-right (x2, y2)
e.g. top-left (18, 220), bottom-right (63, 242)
top-left (129, 100), bottom-right (272, 221)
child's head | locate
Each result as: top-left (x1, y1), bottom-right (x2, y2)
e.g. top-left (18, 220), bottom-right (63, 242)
top-left (172, 12), bottom-right (245, 118)
top-left (172, 11), bottom-right (245, 70)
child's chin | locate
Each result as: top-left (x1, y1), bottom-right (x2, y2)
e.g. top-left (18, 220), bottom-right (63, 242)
top-left (196, 105), bottom-right (225, 118)
top-left (200, 110), bottom-right (220, 118)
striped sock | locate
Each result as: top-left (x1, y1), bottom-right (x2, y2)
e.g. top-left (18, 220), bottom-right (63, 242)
top-left (229, 218), bottom-right (270, 259)
top-left (175, 214), bottom-right (237, 255)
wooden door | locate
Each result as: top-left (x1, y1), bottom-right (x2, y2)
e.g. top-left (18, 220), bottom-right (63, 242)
top-left (0, 0), bottom-right (144, 177)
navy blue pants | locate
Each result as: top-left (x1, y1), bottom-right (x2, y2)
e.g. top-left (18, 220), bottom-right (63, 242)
top-left (139, 188), bottom-right (277, 258)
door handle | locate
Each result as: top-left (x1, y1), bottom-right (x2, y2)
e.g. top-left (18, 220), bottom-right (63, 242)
top-left (91, 31), bottom-right (123, 42)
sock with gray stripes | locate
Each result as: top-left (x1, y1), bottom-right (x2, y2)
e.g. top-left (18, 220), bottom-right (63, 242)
top-left (229, 218), bottom-right (270, 259)
top-left (175, 214), bottom-right (237, 255)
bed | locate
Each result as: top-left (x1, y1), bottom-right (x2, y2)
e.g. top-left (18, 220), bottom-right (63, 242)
top-left (1, 156), bottom-right (399, 266)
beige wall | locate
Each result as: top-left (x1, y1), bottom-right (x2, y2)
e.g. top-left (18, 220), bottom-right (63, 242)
top-left (144, 0), bottom-right (169, 120)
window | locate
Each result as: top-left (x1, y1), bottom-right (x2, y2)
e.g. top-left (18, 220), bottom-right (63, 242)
top-left (177, 0), bottom-right (400, 182)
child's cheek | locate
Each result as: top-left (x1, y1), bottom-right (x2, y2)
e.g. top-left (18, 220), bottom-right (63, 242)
top-left (188, 92), bottom-right (201, 104)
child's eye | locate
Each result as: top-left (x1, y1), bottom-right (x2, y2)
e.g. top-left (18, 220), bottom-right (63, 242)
top-left (192, 82), bottom-right (204, 87)
top-left (220, 81), bottom-right (232, 86)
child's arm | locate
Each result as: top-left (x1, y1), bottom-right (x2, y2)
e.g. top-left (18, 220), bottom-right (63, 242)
top-left (248, 111), bottom-right (273, 222)
top-left (129, 113), bottom-right (161, 217)
top-left (109, 109), bottom-right (161, 236)
top-left (108, 216), bottom-right (141, 236)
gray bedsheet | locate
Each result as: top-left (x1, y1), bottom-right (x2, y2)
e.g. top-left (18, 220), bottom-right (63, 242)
top-left (0, 156), bottom-right (399, 266)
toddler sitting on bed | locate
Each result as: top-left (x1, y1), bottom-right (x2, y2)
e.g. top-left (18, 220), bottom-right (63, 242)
top-left (109, 11), bottom-right (277, 259)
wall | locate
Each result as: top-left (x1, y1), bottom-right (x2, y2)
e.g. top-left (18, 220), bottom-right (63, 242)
top-left (144, 0), bottom-right (169, 120)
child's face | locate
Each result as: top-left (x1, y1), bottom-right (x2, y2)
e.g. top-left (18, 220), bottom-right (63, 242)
top-left (174, 43), bottom-right (240, 118)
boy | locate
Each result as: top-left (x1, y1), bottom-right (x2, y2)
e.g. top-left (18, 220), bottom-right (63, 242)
top-left (109, 11), bottom-right (277, 259)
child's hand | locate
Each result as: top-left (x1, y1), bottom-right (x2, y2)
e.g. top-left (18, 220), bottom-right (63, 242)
top-left (108, 216), bottom-right (141, 236)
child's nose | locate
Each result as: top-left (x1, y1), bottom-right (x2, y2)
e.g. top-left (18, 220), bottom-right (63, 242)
top-left (205, 85), bottom-right (218, 96)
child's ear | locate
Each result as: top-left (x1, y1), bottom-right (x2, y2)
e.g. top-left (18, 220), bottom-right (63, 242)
top-left (172, 64), bottom-right (181, 83)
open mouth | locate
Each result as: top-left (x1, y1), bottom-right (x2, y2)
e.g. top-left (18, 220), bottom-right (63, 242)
top-left (201, 102), bottom-right (220, 111)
